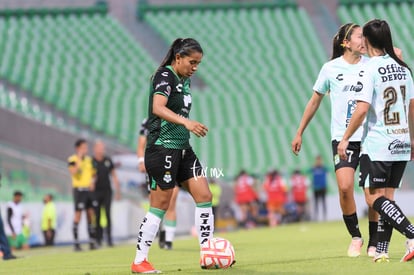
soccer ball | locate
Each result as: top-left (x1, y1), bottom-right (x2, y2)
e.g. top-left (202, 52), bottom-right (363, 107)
top-left (200, 237), bottom-right (235, 269)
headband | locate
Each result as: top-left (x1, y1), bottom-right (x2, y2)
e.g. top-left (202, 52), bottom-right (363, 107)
top-left (340, 24), bottom-right (356, 48)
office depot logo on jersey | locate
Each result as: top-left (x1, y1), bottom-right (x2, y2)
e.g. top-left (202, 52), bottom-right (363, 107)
top-left (378, 64), bottom-right (407, 82)
top-left (388, 139), bottom-right (410, 155)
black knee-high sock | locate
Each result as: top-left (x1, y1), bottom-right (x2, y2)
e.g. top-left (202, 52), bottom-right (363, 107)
top-left (368, 221), bottom-right (379, 247)
top-left (373, 196), bottom-right (414, 239)
top-left (376, 215), bottom-right (393, 254)
top-left (73, 222), bottom-right (79, 244)
top-left (343, 213), bottom-right (362, 238)
top-left (88, 222), bottom-right (97, 243)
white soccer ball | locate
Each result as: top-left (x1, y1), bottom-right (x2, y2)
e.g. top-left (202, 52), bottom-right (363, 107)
top-left (200, 237), bottom-right (235, 269)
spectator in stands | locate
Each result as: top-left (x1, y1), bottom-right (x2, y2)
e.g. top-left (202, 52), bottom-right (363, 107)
top-left (290, 169), bottom-right (309, 221)
top-left (310, 156), bottom-right (328, 221)
top-left (209, 179), bottom-right (222, 227)
top-left (68, 139), bottom-right (98, 251)
top-left (263, 170), bottom-right (287, 227)
top-left (41, 194), bottom-right (57, 246)
top-left (92, 140), bottom-right (120, 247)
top-left (234, 170), bottom-right (258, 228)
top-left (5, 191), bottom-right (29, 250)
top-left (0, 174), bottom-right (17, 260)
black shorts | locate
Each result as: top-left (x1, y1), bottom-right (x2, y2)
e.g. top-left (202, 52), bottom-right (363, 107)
top-left (73, 189), bottom-right (98, 211)
top-left (332, 140), bottom-right (360, 171)
top-left (145, 145), bottom-right (203, 190)
top-left (359, 154), bottom-right (407, 189)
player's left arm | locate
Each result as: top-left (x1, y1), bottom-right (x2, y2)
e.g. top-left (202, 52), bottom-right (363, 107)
top-left (89, 159), bottom-right (97, 192)
top-left (408, 98), bottom-right (414, 160)
top-left (337, 100), bottom-right (370, 160)
top-left (111, 169), bottom-right (121, 200)
top-left (137, 135), bottom-right (147, 172)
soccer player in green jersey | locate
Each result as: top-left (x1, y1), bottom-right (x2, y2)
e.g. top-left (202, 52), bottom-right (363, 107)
top-left (131, 38), bottom-right (213, 274)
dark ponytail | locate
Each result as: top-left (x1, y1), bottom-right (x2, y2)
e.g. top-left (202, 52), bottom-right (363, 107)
top-left (159, 38), bottom-right (203, 67)
top-left (363, 19), bottom-right (411, 72)
top-left (331, 23), bottom-right (360, 60)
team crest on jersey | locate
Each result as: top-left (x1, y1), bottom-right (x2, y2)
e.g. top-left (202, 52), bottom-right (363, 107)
top-left (334, 154), bottom-right (340, 165)
top-left (163, 171), bottom-right (172, 183)
top-left (104, 160), bottom-right (111, 168)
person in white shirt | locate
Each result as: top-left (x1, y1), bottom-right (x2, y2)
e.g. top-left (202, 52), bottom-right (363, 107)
top-left (338, 19), bottom-right (414, 263)
top-left (292, 23), bottom-right (375, 257)
top-left (5, 191), bottom-right (28, 250)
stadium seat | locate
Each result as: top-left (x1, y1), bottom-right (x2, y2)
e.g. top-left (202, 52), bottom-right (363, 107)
top-left (338, 1), bottom-right (414, 68)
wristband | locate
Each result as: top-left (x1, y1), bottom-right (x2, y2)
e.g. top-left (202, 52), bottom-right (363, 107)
top-left (138, 157), bottom-right (144, 164)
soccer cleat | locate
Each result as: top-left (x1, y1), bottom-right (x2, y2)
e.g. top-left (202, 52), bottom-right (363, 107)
top-left (131, 259), bottom-right (161, 274)
top-left (374, 252), bottom-right (390, 263)
top-left (3, 254), bottom-right (17, 260)
top-left (163, 242), bottom-right (173, 250)
top-left (367, 246), bottom-right (376, 257)
top-left (158, 230), bottom-right (166, 249)
top-left (347, 237), bottom-right (363, 257)
top-left (74, 244), bottom-right (82, 252)
top-left (401, 239), bottom-right (414, 262)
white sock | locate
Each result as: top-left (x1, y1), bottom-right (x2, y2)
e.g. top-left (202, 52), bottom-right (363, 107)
top-left (134, 208), bottom-right (165, 264)
top-left (195, 202), bottom-right (214, 245)
top-left (164, 220), bottom-right (176, 243)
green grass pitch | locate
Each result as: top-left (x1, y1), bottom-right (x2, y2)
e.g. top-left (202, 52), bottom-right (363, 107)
top-left (1, 219), bottom-right (414, 274)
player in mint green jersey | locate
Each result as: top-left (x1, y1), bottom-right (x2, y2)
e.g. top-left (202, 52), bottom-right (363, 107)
top-left (292, 23), bottom-right (377, 257)
top-left (131, 38), bottom-right (214, 274)
top-left (338, 19), bottom-right (414, 263)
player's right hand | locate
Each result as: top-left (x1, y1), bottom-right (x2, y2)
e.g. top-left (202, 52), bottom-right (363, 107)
top-left (184, 120), bottom-right (208, 137)
top-left (291, 135), bottom-right (302, 155)
top-left (138, 162), bottom-right (146, 173)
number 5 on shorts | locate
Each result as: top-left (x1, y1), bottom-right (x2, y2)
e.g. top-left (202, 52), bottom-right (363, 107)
top-left (346, 150), bottom-right (353, 163)
top-left (165, 155), bottom-right (172, 169)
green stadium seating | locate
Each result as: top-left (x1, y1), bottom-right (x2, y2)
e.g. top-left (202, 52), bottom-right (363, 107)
top-left (144, 4), bottom-right (330, 176)
top-left (0, 11), bottom-right (156, 148)
top-left (338, 1), bottom-right (414, 64)
top-left (1, 4), bottom-right (333, 178)
top-left (0, 84), bottom-right (70, 129)
top-left (0, 141), bottom-right (72, 202)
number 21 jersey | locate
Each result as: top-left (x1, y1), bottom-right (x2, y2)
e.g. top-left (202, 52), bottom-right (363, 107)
top-left (356, 54), bottom-right (414, 161)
